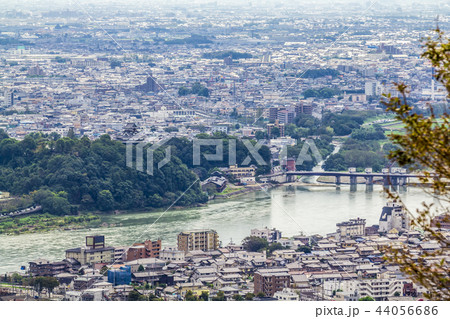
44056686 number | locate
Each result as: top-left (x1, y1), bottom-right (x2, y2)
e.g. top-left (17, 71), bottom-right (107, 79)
top-left (376, 306), bottom-right (438, 316)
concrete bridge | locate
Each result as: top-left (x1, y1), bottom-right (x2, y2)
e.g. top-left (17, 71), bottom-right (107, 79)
top-left (260, 171), bottom-right (426, 188)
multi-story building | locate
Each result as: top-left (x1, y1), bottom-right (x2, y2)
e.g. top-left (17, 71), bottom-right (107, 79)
top-left (251, 227), bottom-right (282, 243)
top-left (431, 214), bottom-right (450, 230)
top-left (65, 235), bottom-right (115, 265)
top-left (277, 109), bottom-right (288, 124)
top-left (336, 218), bottom-right (366, 241)
top-left (113, 246), bottom-right (128, 263)
top-left (29, 259), bottom-right (68, 276)
top-left (107, 266), bottom-right (132, 286)
top-left (126, 239), bottom-right (162, 261)
top-left (357, 279), bottom-right (404, 301)
top-left (267, 119), bottom-right (285, 137)
top-left (254, 268), bottom-right (291, 297)
top-left (365, 81), bottom-right (382, 96)
top-left (295, 103), bottom-right (313, 116)
top-left (379, 201), bottom-right (410, 233)
top-left (159, 247), bottom-right (185, 262)
top-left (177, 230), bottom-right (219, 252)
top-left (136, 76), bottom-right (159, 92)
top-left (274, 288), bottom-right (300, 300)
top-left (269, 106), bottom-right (280, 123)
top-left (4, 89), bottom-right (13, 107)
top-left (228, 165), bottom-right (255, 178)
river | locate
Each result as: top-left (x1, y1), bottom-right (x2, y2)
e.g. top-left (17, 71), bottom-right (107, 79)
top-left (0, 184), bottom-right (439, 274)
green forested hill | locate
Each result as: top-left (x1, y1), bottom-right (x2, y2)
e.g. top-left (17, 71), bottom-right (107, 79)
top-left (0, 131), bottom-right (207, 214)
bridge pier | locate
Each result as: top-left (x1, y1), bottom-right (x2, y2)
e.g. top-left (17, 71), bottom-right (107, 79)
top-left (349, 175), bottom-right (357, 192)
top-left (365, 176), bottom-right (373, 192)
top-left (287, 174), bottom-right (295, 183)
top-left (391, 177), bottom-right (399, 186)
top-left (398, 176), bottom-right (407, 186)
top-left (365, 176), bottom-right (373, 185)
top-left (335, 176), bottom-right (341, 186)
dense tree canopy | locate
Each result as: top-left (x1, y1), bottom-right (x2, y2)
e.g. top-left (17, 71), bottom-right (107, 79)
top-left (324, 138), bottom-right (389, 172)
top-left (242, 236), bottom-right (269, 252)
top-left (0, 132), bottom-right (273, 214)
top-left (0, 133), bottom-right (207, 214)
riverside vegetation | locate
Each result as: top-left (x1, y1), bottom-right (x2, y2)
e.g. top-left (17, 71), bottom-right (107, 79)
top-left (0, 213), bottom-right (99, 235)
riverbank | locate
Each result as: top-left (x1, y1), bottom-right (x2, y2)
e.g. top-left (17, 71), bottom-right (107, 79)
top-left (212, 184), bottom-right (276, 199)
top-left (0, 185), bottom-right (434, 274)
top-left (0, 214), bottom-right (100, 235)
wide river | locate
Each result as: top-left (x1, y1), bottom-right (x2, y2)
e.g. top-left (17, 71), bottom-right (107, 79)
top-left (0, 184), bottom-right (440, 273)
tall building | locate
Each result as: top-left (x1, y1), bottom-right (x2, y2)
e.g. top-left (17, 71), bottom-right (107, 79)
top-left (254, 268), bottom-right (290, 297)
top-left (267, 119), bottom-right (285, 137)
top-left (126, 239), bottom-right (162, 261)
top-left (365, 81), bottom-right (382, 96)
top-left (224, 55), bottom-right (233, 66)
top-left (136, 76), bottom-right (159, 93)
top-left (66, 235), bottom-right (115, 265)
top-left (4, 89), bottom-right (13, 107)
top-left (177, 230), bottom-right (219, 252)
top-left (336, 218), bottom-right (366, 241)
top-left (295, 103), bottom-right (313, 116)
top-left (379, 201), bottom-right (410, 233)
top-left (269, 107), bottom-right (280, 123)
top-left (277, 109), bottom-right (289, 124)
top-left (27, 65), bottom-right (45, 76)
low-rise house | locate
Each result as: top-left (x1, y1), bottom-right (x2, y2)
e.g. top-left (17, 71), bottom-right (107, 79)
top-left (132, 271), bottom-right (162, 284)
top-left (124, 258), bottom-right (166, 273)
top-left (201, 176), bottom-right (227, 193)
top-left (73, 274), bottom-right (101, 291)
top-left (55, 273), bottom-right (77, 286)
top-left (286, 261), bottom-right (303, 273)
top-left (291, 274), bottom-right (309, 289)
top-left (176, 282), bottom-right (207, 297)
top-left (272, 249), bottom-right (303, 262)
top-left (274, 288), bottom-right (300, 301)
top-left (81, 287), bottom-right (109, 301)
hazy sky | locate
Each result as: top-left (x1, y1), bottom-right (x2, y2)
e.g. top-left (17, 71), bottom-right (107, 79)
top-left (0, 0), bottom-right (448, 16)
top-left (0, 0), bottom-right (448, 7)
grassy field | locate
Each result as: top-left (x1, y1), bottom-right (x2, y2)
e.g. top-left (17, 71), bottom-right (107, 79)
top-left (362, 113), bottom-right (396, 127)
top-left (219, 185), bottom-right (244, 195)
top-left (0, 213), bottom-right (100, 235)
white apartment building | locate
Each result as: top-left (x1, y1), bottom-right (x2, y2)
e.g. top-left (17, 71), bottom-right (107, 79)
top-left (274, 288), bottom-right (300, 301)
top-left (379, 201), bottom-right (410, 233)
top-left (250, 227), bottom-right (282, 243)
top-left (159, 247), bottom-right (185, 262)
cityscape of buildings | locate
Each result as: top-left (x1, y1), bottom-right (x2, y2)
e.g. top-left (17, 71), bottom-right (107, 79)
top-left (0, 0), bottom-right (448, 308)
top-left (1, 202), bottom-right (448, 301)
top-left (0, 2), bottom-right (447, 145)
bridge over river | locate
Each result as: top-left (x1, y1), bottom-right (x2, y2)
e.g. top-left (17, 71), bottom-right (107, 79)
top-left (260, 170), bottom-right (428, 190)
